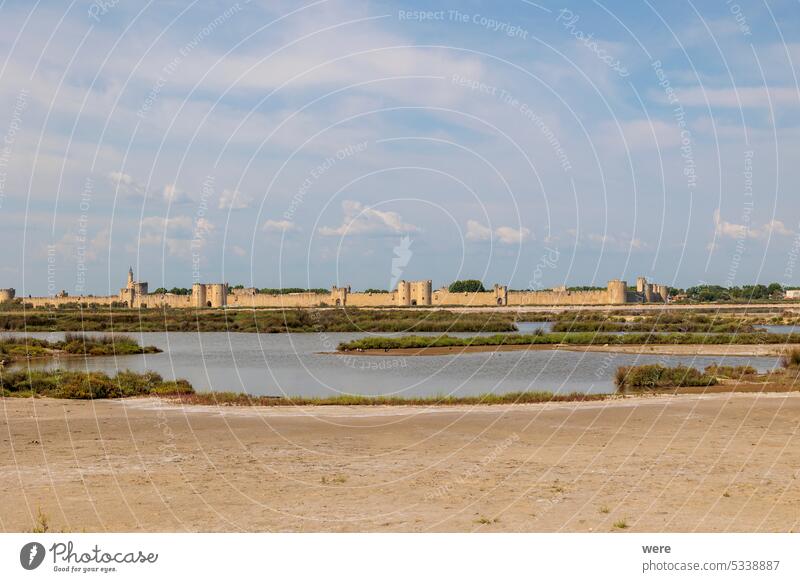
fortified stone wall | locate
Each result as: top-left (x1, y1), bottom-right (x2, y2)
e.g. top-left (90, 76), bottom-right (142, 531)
top-left (25, 295), bottom-right (119, 308)
top-left (347, 292), bottom-right (397, 307)
top-left (508, 289), bottom-right (612, 306)
top-left (17, 271), bottom-right (669, 309)
top-left (227, 291), bottom-right (332, 308)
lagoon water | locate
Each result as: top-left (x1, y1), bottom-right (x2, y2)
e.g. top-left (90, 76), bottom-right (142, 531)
top-left (7, 330), bottom-right (781, 398)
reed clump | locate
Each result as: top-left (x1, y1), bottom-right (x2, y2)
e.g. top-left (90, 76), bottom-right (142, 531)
top-left (614, 365), bottom-right (717, 392)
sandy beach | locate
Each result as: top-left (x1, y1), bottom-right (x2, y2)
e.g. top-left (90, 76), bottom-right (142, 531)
top-left (2, 393), bottom-right (799, 532)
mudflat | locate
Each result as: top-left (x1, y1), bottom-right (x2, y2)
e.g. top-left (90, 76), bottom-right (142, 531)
top-left (2, 394), bottom-right (799, 532)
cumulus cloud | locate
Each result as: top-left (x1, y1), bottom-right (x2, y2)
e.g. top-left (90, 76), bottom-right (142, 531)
top-left (466, 220), bottom-right (492, 241)
top-left (318, 200), bottom-right (419, 237)
top-left (713, 209), bottom-right (793, 240)
top-left (108, 171), bottom-right (145, 198)
top-left (495, 226), bottom-right (531, 244)
top-left (218, 189), bottom-right (253, 210)
top-left (262, 219), bottom-right (299, 233)
top-left (109, 173), bottom-right (193, 204)
top-left (465, 221), bottom-right (532, 244)
top-left (162, 183), bottom-right (192, 204)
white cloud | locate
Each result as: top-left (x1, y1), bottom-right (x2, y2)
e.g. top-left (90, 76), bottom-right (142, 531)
top-left (319, 200), bottom-right (419, 237)
top-left (231, 245), bottom-right (247, 257)
top-left (713, 208), bottom-right (793, 240)
top-left (495, 226), bottom-right (531, 244)
top-left (108, 171), bottom-right (145, 197)
top-left (162, 183), bottom-right (192, 204)
top-left (109, 173), bottom-right (193, 204)
top-left (218, 189), bottom-right (253, 210)
top-left (466, 220), bottom-right (492, 241)
top-left (465, 221), bottom-right (532, 244)
top-left (262, 219), bottom-right (299, 233)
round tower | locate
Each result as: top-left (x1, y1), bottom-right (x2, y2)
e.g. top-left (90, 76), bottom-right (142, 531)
top-left (607, 279), bottom-right (627, 304)
top-left (416, 280), bottom-right (432, 306)
top-left (644, 283), bottom-right (654, 303)
top-left (397, 280), bottom-right (411, 306)
top-left (207, 284), bottom-right (227, 308)
top-left (192, 283), bottom-right (207, 308)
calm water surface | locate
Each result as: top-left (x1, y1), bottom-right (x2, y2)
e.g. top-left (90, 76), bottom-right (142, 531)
top-left (6, 330), bottom-right (780, 397)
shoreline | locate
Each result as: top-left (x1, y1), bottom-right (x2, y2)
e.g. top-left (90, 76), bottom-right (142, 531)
top-left (3, 378), bottom-right (798, 409)
top-left (335, 343), bottom-right (795, 357)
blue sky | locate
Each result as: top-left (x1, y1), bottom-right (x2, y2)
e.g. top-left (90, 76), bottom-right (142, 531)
top-left (1, 0), bottom-right (799, 295)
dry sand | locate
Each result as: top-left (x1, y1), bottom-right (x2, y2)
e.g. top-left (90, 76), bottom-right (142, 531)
top-left (2, 394), bottom-right (800, 532)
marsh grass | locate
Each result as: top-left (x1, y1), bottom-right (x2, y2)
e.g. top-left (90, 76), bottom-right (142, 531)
top-left (0, 308), bottom-right (517, 333)
top-left (615, 365), bottom-right (717, 392)
top-left (551, 312), bottom-right (758, 334)
top-left (703, 364), bottom-right (758, 378)
top-left (474, 516), bottom-right (499, 525)
top-left (0, 333), bottom-right (160, 361)
top-left (780, 348), bottom-right (800, 369)
top-left (337, 331), bottom-right (800, 351)
top-left (321, 475), bottom-right (348, 485)
top-left (0, 369), bottom-right (193, 399)
top-left (31, 508), bottom-right (49, 533)
top-left (170, 390), bottom-right (610, 407)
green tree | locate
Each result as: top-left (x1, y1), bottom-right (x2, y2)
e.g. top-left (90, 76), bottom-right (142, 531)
top-left (448, 279), bottom-right (486, 293)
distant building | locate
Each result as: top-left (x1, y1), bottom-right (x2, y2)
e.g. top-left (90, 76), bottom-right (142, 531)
top-left (785, 289), bottom-right (800, 300)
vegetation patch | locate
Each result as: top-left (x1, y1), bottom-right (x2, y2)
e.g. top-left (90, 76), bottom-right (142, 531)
top-left (167, 390), bottom-right (610, 407)
top-left (337, 331), bottom-right (800, 351)
top-left (614, 365), bottom-right (717, 392)
top-left (0, 308), bottom-right (517, 333)
top-left (0, 333), bottom-right (160, 363)
top-left (780, 348), bottom-right (800, 369)
top-left (0, 369), bottom-right (192, 399)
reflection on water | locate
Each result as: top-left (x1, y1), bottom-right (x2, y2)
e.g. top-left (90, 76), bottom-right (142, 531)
top-left (6, 331), bottom-right (780, 398)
